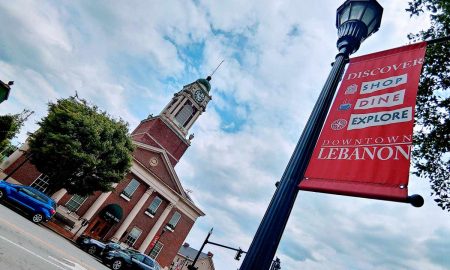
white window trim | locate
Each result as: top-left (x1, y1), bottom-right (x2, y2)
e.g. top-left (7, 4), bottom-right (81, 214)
top-left (121, 179), bottom-right (140, 199)
top-left (149, 241), bottom-right (164, 259)
top-left (144, 211), bottom-right (155, 218)
top-left (146, 196), bottom-right (162, 215)
top-left (30, 174), bottom-right (50, 193)
top-left (65, 195), bottom-right (88, 212)
top-left (165, 225), bottom-right (174, 232)
top-left (120, 193), bottom-right (131, 201)
top-left (167, 211), bottom-right (181, 230)
top-left (124, 227), bottom-right (142, 247)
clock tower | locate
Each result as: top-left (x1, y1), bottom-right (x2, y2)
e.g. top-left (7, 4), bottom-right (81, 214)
top-left (131, 76), bottom-right (212, 166)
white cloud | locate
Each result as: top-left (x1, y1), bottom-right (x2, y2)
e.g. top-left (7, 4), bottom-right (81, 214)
top-left (1, 1), bottom-right (448, 270)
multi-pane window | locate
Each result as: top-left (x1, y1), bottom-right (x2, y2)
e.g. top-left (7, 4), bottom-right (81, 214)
top-left (146, 196), bottom-right (162, 215)
top-left (65, 195), bottom-right (87, 212)
top-left (175, 101), bottom-right (197, 127)
top-left (122, 179), bottom-right (140, 198)
top-left (149, 241), bottom-right (164, 259)
top-left (168, 211), bottom-right (181, 229)
top-left (124, 227), bottom-right (142, 247)
top-left (31, 174), bottom-right (50, 193)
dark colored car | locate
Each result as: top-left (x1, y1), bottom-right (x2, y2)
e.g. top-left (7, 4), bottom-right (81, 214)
top-left (102, 249), bottom-right (161, 270)
top-left (0, 180), bottom-right (56, 223)
top-left (77, 235), bottom-right (122, 257)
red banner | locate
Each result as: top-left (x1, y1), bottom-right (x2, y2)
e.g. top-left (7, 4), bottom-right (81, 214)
top-left (299, 42), bottom-right (427, 202)
top-left (149, 235), bottom-right (160, 250)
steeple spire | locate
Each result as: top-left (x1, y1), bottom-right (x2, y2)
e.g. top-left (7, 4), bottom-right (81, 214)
top-left (157, 74), bottom-right (214, 139)
top-left (208, 60), bottom-right (224, 81)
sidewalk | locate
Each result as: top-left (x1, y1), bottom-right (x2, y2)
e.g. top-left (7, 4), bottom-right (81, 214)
top-left (42, 219), bottom-right (77, 241)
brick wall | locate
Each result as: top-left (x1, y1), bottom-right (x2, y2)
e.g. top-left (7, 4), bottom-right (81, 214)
top-left (147, 210), bottom-right (195, 267)
top-left (133, 147), bottom-right (180, 192)
top-left (3, 155), bottom-right (41, 185)
top-left (131, 118), bottom-right (189, 165)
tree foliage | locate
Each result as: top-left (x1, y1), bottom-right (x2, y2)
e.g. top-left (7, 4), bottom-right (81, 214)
top-left (0, 109), bottom-right (29, 152)
top-left (407, 1), bottom-right (450, 210)
top-left (29, 97), bottom-right (134, 196)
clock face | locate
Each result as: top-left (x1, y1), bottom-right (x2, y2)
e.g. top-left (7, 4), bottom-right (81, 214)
top-left (194, 90), bottom-right (205, 102)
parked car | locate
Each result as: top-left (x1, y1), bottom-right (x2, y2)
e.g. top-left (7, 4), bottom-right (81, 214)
top-left (77, 235), bottom-right (122, 257)
top-left (0, 180), bottom-right (56, 223)
top-left (102, 249), bottom-right (161, 270)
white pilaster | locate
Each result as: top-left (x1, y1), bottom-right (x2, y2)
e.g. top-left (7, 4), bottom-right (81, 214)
top-left (74, 183), bottom-right (118, 237)
top-left (138, 203), bottom-right (174, 252)
top-left (185, 111), bottom-right (201, 131)
top-left (0, 142), bottom-right (29, 171)
top-left (51, 189), bottom-right (67, 203)
top-left (111, 187), bottom-right (154, 242)
top-left (171, 98), bottom-right (188, 117)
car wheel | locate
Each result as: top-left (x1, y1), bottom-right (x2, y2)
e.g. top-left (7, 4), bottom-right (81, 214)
top-left (31, 213), bottom-right (44, 224)
top-left (111, 259), bottom-right (123, 270)
top-left (0, 189), bottom-right (4, 199)
top-left (87, 245), bottom-right (97, 255)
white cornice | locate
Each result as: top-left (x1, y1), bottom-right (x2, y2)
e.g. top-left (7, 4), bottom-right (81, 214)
top-left (131, 132), bottom-right (180, 163)
top-left (133, 141), bottom-right (185, 197)
top-left (130, 159), bottom-right (205, 221)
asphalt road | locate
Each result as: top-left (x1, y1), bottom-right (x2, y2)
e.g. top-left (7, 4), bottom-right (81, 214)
top-left (0, 202), bottom-right (110, 270)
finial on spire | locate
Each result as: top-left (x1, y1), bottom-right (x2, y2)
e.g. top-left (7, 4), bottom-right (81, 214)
top-left (208, 60), bottom-right (224, 81)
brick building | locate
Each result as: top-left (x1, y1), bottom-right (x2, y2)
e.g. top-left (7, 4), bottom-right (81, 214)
top-left (0, 76), bottom-right (214, 268)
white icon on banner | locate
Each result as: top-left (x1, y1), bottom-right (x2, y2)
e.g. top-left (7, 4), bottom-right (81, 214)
top-left (345, 84), bottom-right (358, 95)
top-left (331, 119), bottom-right (348, 130)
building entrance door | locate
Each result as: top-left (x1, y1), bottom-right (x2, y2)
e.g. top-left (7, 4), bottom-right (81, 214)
top-left (83, 204), bottom-right (123, 241)
top-left (85, 217), bottom-right (113, 240)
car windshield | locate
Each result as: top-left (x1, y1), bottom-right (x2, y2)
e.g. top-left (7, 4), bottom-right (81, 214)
top-left (126, 249), bottom-right (140, 255)
top-left (106, 242), bottom-right (120, 249)
top-left (24, 187), bottom-right (52, 205)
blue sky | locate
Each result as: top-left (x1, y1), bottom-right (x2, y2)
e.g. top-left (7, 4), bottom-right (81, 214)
top-left (1, 1), bottom-right (449, 269)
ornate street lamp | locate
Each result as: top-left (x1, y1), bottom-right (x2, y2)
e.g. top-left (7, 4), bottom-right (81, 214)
top-left (336, 0), bottom-right (383, 53)
top-left (240, 1), bottom-right (383, 270)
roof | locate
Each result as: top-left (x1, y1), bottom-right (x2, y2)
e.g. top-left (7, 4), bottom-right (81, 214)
top-left (178, 245), bottom-right (210, 260)
top-left (196, 78), bottom-right (211, 92)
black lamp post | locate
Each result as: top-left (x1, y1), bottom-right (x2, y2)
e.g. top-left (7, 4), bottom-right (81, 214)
top-left (239, 1), bottom-right (383, 270)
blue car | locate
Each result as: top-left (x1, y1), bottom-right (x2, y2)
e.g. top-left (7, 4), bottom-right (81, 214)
top-left (0, 180), bottom-right (56, 223)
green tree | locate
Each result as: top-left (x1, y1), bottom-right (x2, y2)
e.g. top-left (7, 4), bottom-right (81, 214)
top-left (407, 1), bottom-right (450, 210)
top-left (0, 109), bottom-right (30, 152)
top-left (28, 97), bottom-right (134, 196)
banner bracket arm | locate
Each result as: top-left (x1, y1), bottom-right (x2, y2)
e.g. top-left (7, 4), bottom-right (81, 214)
top-left (406, 194), bottom-right (424, 208)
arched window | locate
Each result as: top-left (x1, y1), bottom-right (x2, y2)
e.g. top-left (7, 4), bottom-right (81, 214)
top-left (175, 101), bottom-right (197, 127)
